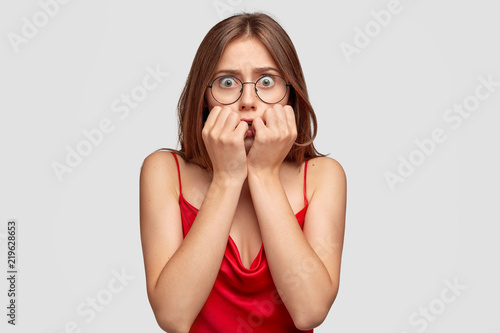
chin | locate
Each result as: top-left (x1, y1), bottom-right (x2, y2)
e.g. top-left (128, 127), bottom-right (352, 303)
top-left (244, 141), bottom-right (252, 154)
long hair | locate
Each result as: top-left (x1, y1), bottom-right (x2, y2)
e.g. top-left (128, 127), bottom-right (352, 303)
top-left (173, 12), bottom-right (324, 170)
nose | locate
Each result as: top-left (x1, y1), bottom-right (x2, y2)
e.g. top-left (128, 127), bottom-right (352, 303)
top-left (238, 82), bottom-right (258, 111)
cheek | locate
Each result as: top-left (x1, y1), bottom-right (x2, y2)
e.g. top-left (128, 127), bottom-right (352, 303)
top-left (280, 88), bottom-right (291, 106)
top-left (205, 89), bottom-right (228, 110)
top-left (280, 97), bottom-right (290, 108)
top-left (205, 89), bottom-right (215, 108)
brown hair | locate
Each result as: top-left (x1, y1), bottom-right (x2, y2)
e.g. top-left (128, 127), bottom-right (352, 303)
top-left (173, 12), bottom-right (325, 170)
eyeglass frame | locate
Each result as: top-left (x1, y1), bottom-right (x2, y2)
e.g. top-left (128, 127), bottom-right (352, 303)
top-left (206, 74), bottom-right (292, 105)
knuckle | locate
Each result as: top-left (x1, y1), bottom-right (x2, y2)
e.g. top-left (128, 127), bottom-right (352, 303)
top-left (219, 133), bottom-right (229, 143)
top-left (209, 106), bottom-right (221, 118)
top-left (227, 112), bottom-right (239, 122)
top-left (202, 127), bottom-right (213, 139)
top-left (202, 130), bottom-right (208, 140)
top-left (208, 131), bottom-right (219, 141)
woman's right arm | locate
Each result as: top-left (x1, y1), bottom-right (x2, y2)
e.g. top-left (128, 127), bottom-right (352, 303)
top-left (140, 151), bottom-right (243, 332)
top-left (140, 108), bottom-right (248, 333)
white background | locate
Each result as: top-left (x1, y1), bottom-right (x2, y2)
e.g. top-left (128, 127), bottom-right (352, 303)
top-left (1, 0), bottom-right (499, 332)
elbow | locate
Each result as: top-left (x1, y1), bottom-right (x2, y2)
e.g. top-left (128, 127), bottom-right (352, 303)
top-left (292, 288), bottom-right (339, 331)
top-left (155, 311), bottom-right (193, 333)
top-left (157, 321), bottom-right (191, 333)
top-left (149, 295), bottom-right (193, 333)
top-left (292, 306), bottom-right (330, 331)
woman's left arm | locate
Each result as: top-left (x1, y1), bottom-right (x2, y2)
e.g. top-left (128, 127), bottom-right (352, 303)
top-left (247, 106), bottom-right (347, 331)
top-left (248, 158), bottom-right (346, 330)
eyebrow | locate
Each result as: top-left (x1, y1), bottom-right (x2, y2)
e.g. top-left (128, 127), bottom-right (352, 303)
top-left (212, 67), bottom-right (281, 77)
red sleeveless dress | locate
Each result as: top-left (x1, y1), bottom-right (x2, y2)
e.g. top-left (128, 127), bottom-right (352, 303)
top-left (172, 153), bottom-right (313, 333)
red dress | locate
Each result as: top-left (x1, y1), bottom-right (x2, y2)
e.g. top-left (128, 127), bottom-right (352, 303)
top-left (172, 153), bottom-right (313, 333)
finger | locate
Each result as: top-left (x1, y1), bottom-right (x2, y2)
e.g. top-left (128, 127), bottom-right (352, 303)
top-left (284, 105), bottom-right (297, 132)
top-left (234, 120), bottom-right (249, 138)
top-left (273, 104), bottom-right (288, 131)
top-left (222, 111), bottom-right (241, 132)
top-left (262, 107), bottom-right (278, 130)
top-left (252, 117), bottom-right (266, 135)
top-left (211, 107), bottom-right (231, 133)
top-left (203, 106), bottom-right (222, 130)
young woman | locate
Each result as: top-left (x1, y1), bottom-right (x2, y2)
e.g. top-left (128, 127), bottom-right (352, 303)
top-left (140, 12), bottom-right (346, 332)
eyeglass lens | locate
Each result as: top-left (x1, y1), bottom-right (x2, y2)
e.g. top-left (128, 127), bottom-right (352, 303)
top-left (210, 75), bottom-right (288, 105)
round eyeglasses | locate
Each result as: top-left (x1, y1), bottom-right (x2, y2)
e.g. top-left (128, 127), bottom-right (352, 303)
top-left (207, 74), bottom-right (291, 105)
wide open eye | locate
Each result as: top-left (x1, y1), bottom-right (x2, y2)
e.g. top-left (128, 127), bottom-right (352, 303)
top-left (258, 75), bottom-right (275, 88)
top-left (218, 76), bottom-right (239, 88)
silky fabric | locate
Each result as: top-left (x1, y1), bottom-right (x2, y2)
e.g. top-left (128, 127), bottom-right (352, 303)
top-left (172, 153), bottom-right (313, 333)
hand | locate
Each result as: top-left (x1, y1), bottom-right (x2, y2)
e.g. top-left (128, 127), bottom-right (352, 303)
top-left (247, 104), bottom-right (297, 175)
top-left (202, 106), bottom-right (249, 184)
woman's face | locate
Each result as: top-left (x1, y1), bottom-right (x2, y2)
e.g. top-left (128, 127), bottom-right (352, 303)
top-left (205, 36), bottom-right (290, 152)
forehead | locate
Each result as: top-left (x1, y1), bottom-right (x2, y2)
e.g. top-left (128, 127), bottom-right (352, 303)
top-left (215, 37), bottom-right (279, 73)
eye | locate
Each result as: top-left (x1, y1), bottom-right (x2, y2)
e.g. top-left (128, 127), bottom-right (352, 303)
top-left (258, 75), bottom-right (275, 88)
top-left (218, 76), bottom-right (238, 88)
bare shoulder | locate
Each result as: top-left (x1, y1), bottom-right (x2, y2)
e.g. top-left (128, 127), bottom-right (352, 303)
top-left (140, 149), bottom-right (180, 196)
top-left (307, 156), bottom-right (346, 187)
top-left (139, 149), bottom-right (185, 296)
top-left (302, 156), bottom-right (346, 298)
top-left (307, 156), bottom-right (345, 172)
top-left (141, 149), bottom-right (177, 171)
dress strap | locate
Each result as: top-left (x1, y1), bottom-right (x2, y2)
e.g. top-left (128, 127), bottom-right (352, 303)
top-left (171, 152), bottom-right (182, 194)
top-left (303, 159), bottom-right (309, 205)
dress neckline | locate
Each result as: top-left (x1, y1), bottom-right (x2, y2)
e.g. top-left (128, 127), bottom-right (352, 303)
top-left (180, 192), bottom-right (308, 216)
top-left (179, 193), bottom-right (309, 271)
